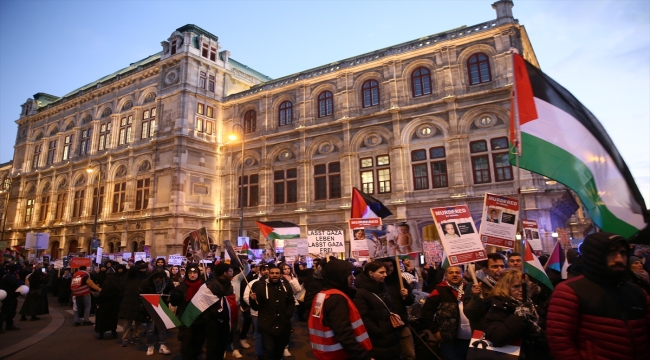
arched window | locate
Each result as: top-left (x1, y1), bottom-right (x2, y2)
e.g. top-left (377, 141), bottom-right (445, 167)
top-left (278, 101), bottom-right (292, 126)
top-left (411, 67), bottom-right (432, 97)
top-left (244, 110), bottom-right (256, 134)
top-left (362, 80), bottom-right (380, 108)
top-left (318, 91), bottom-right (333, 117)
top-left (468, 53), bottom-right (491, 85)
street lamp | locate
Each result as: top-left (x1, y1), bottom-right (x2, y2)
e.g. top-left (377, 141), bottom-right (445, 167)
top-left (229, 124), bottom-right (245, 238)
top-left (0, 177), bottom-right (12, 243)
top-left (86, 159), bottom-right (104, 246)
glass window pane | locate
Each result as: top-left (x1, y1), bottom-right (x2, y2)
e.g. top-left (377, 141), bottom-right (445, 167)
top-left (360, 158), bottom-right (373, 168)
top-left (329, 174), bottom-right (341, 198)
top-left (314, 164), bottom-right (326, 175)
top-left (470, 141), bottom-right (487, 153)
top-left (411, 150), bottom-right (427, 162)
top-left (377, 155), bottom-right (389, 166)
top-left (274, 170), bottom-right (284, 180)
top-left (430, 147), bottom-right (445, 158)
top-left (491, 137), bottom-right (509, 150)
top-left (315, 177), bottom-right (327, 200)
top-left (287, 168), bottom-right (297, 178)
top-left (328, 162), bottom-right (340, 173)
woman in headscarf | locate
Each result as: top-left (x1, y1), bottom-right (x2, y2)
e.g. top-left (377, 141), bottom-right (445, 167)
top-left (629, 256), bottom-right (650, 295)
top-left (95, 264), bottom-right (126, 339)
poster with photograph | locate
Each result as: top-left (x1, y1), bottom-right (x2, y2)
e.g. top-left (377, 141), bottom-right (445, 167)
top-left (478, 193), bottom-right (520, 249)
top-left (522, 220), bottom-right (542, 251)
top-left (350, 228), bottom-right (369, 257)
top-left (422, 241), bottom-right (444, 265)
top-left (308, 230), bottom-right (345, 255)
top-left (364, 221), bottom-right (421, 259)
top-left (431, 206), bottom-right (487, 266)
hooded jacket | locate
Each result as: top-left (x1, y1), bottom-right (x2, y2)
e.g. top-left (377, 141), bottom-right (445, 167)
top-left (382, 258), bottom-right (415, 324)
top-left (250, 276), bottom-right (295, 336)
top-left (546, 232), bottom-right (650, 360)
top-left (118, 262), bottom-right (149, 321)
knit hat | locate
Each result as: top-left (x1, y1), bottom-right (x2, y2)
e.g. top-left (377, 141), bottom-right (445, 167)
top-left (213, 262), bottom-right (231, 277)
top-left (629, 256), bottom-right (642, 265)
top-left (579, 232), bottom-right (628, 284)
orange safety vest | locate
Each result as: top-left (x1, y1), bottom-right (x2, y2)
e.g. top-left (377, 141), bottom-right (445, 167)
top-left (308, 289), bottom-right (372, 360)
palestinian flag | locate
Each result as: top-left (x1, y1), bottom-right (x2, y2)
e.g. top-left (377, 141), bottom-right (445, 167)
top-left (510, 52), bottom-right (647, 238)
top-left (140, 294), bottom-right (182, 330)
top-left (181, 283), bottom-right (238, 330)
top-left (350, 187), bottom-right (393, 219)
top-left (255, 221), bottom-right (300, 240)
top-left (240, 241), bottom-right (255, 259)
top-left (544, 241), bottom-right (565, 274)
top-left (524, 243), bottom-right (553, 290)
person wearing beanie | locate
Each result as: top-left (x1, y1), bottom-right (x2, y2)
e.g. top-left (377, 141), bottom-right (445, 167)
top-left (170, 264), bottom-right (205, 359)
top-left (139, 269), bottom-right (175, 355)
top-left (203, 262), bottom-right (238, 359)
top-left (629, 255), bottom-right (650, 295)
top-left (547, 232), bottom-right (650, 360)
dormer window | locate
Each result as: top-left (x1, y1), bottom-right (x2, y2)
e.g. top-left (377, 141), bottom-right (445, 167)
top-left (171, 40), bottom-right (177, 55)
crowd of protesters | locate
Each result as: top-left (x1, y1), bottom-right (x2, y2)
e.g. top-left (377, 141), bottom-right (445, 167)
top-left (1, 231), bottom-right (650, 360)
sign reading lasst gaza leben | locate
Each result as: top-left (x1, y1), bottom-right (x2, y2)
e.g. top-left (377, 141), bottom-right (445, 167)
top-left (430, 206), bottom-right (487, 266)
top-left (478, 193), bottom-right (520, 249)
top-left (307, 230), bottom-right (345, 254)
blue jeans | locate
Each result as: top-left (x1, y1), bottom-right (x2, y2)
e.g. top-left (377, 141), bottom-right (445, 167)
top-left (73, 295), bottom-right (91, 323)
top-left (440, 339), bottom-right (470, 360)
top-left (251, 316), bottom-right (263, 357)
top-left (146, 322), bottom-right (167, 346)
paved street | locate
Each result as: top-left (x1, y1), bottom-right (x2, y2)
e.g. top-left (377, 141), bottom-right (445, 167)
top-left (1, 294), bottom-right (316, 360)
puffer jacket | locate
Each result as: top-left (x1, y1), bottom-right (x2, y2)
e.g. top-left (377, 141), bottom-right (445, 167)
top-left (546, 232), bottom-right (650, 360)
top-left (353, 272), bottom-right (400, 360)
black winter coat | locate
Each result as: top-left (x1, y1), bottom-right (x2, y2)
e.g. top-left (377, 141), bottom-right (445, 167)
top-left (353, 273), bottom-right (400, 360)
top-left (421, 281), bottom-right (472, 342)
top-left (95, 272), bottom-right (124, 333)
top-left (20, 270), bottom-right (48, 316)
top-left (138, 271), bottom-right (175, 322)
top-left (383, 260), bottom-right (415, 324)
top-left (118, 264), bottom-right (149, 321)
top-left (250, 278), bottom-right (295, 336)
top-left (169, 278), bottom-right (204, 321)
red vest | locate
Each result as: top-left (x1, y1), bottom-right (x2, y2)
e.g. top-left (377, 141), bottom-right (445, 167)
top-left (70, 271), bottom-right (90, 296)
top-left (308, 289), bottom-right (372, 360)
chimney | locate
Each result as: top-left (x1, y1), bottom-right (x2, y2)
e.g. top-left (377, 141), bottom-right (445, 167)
top-left (492, 0), bottom-right (515, 25)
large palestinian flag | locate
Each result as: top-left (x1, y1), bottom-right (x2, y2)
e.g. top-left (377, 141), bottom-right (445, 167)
top-left (255, 221), bottom-right (301, 240)
top-left (140, 294), bottom-right (182, 330)
top-left (510, 53), bottom-right (647, 238)
top-left (350, 187), bottom-right (393, 219)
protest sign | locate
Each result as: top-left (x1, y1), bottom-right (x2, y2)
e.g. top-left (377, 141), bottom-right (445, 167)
top-left (223, 240), bottom-right (243, 268)
top-left (69, 257), bottom-right (91, 268)
top-left (557, 228), bottom-right (572, 250)
top-left (134, 252), bottom-right (147, 262)
top-left (350, 228), bottom-right (369, 257)
top-left (364, 221), bottom-right (421, 259)
top-left (53, 260), bottom-right (64, 270)
top-left (26, 232), bottom-right (50, 249)
top-left (522, 220), bottom-right (542, 251)
top-left (116, 256), bottom-right (123, 264)
top-left (237, 237), bottom-right (249, 247)
top-left (122, 252), bottom-right (132, 260)
top-left (478, 193), bottom-right (520, 249)
top-left (248, 249), bottom-right (264, 260)
top-left (297, 239), bottom-right (309, 256)
top-left (431, 206), bottom-right (487, 266)
top-left (168, 254), bottom-right (184, 266)
top-left (284, 239), bottom-right (298, 257)
top-left (349, 218), bottom-right (382, 228)
top-left (96, 247), bottom-right (103, 264)
top-left (422, 241), bottom-right (444, 265)
top-left (308, 230), bottom-right (345, 254)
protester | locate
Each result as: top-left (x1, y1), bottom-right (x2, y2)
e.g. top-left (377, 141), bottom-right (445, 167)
top-left (139, 269), bottom-right (175, 355)
top-left (170, 265), bottom-right (182, 287)
top-left (380, 258), bottom-right (415, 360)
top-left (95, 264), bottom-right (125, 340)
top-left (629, 255), bottom-right (650, 295)
top-left (308, 257), bottom-right (372, 360)
top-left (546, 232), bottom-right (650, 359)
top-left (229, 263), bottom-right (250, 359)
top-left (20, 263), bottom-right (49, 321)
top-left (250, 264), bottom-right (295, 360)
top-left (421, 266), bottom-right (480, 360)
top-left (464, 253), bottom-right (506, 331)
top-left (507, 252), bottom-right (523, 271)
top-left (483, 269), bottom-right (550, 359)
top-left (46, 264), bottom-right (57, 295)
top-left (170, 264), bottom-right (205, 359)
top-left (70, 265), bottom-right (100, 326)
top-left (118, 260), bottom-right (149, 346)
top-left (353, 261), bottom-right (400, 360)
top-left (204, 262), bottom-right (238, 359)
top-left (303, 259), bottom-right (325, 310)
top-left (0, 264), bottom-right (23, 332)
top-left (57, 268), bottom-right (72, 306)
top-left (244, 264), bottom-right (269, 360)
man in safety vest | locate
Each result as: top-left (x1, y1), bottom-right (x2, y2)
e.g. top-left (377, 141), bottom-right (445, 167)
top-left (70, 265), bottom-right (101, 326)
top-left (308, 258), bottom-right (373, 360)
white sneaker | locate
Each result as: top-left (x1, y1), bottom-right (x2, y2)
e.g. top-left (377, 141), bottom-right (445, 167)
top-left (159, 344), bottom-right (171, 355)
top-left (232, 349), bottom-right (243, 358)
top-left (239, 339), bottom-right (251, 349)
top-left (283, 348), bottom-right (292, 357)
top-left (146, 346), bottom-right (154, 356)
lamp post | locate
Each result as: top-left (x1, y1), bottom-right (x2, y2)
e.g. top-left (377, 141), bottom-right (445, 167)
top-left (228, 124), bottom-right (245, 238)
top-left (86, 159), bottom-right (104, 246)
top-left (0, 177), bottom-right (12, 243)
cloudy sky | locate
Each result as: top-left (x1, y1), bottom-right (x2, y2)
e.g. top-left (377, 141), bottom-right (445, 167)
top-left (0, 0), bottom-right (648, 205)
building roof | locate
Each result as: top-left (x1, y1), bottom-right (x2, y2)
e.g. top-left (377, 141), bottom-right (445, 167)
top-left (225, 56), bottom-right (273, 82)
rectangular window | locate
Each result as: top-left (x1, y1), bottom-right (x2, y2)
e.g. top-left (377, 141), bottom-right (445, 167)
top-left (208, 75), bottom-right (215, 92)
top-left (98, 122), bottom-right (111, 151)
top-left (54, 193), bottom-right (67, 220)
top-left (210, 47), bottom-right (217, 61)
top-left (238, 174), bottom-right (259, 208)
top-left (360, 155), bottom-right (390, 194)
top-left (470, 140), bottom-right (488, 153)
top-left (25, 198), bottom-right (35, 223)
top-left (314, 162), bottom-right (341, 200)
top-left (47, 139), bottom-right (57, 165)
top-left (206, 106), bottom-right (214, 118)
top-left (135, 178), bottom-right (150, 210)
top-left (142, 107), bottom-right (156, 139)
top-left (112, 182), bottom-right (126, 213)
top-left (430, 146), bottom-right (446, 159)
top-left (493, 153), bottom-right (513, 181)
top-left (80, 129), bottom-right (92, 156)
top-left (118, 116), bottom-right (133, 145)
top-left (361, 171), bottom-right (374, 194)
top-left (91, 186), bottom-right (104, 216)
top-left (413, 164), bottom-right (429, 190)
top-left (63, 134), bottom-right (73, 160)
top-left (72, 190), bottom-right (84, 218)
top-left (38, 195), bottom-right (50, 222)
top-left (472, 155), bottom-right (491, 184)
top-left (32, 144), bottom-right (42, 169)
top-left (202, 43), bottom-right (209, 58)
top-left (199, 72), bottom-right (206, 89)
top-left (274, 169), bottom-right (297, 204)
top-left (197, 103), bottom-right (204, 115)
top-left (171, 40), bottom-right (177, 55)
top-left (432, 161), bottom-right (448, 188)
top-left (491, 137), bottom-right (509, 151)
top-left (377, 168), bottom-right (391, 193)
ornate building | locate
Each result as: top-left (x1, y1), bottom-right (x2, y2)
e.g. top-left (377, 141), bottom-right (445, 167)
top-left (2, 1), bottom-right (589, 259)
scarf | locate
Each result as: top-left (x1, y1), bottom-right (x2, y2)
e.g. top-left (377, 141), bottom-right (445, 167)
top-left (511, 297), bottom-right (543, 338)
top-left (445, 280), bottom-right (465, 302)
top-left (154, 277), bottom-right (168, 294)
top-left (484, 274), bottom-right (497, 287)
top-left (185, 278), bottom-right (202, 301)
top-left (632, 269), bottom-right (650, 284)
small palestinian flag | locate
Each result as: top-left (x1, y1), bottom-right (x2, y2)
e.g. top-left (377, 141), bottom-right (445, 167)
top-left (240, 241), bottom-right (255, 258)
top-left (140, 294), bottom-right (182, 330)
top-left (544, 241), bottom-right (566, 274)
top-left (509, 52), bottom-right (647, 238)
top-left (350, 187), bottom-right (393, 219)
top-left (255, 221), bottom-right (301, 240)
top-left (524, 244), bottom-right (553, 290)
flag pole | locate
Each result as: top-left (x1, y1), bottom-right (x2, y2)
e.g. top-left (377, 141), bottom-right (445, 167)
top-left (510, 48), bottom-right (525, 258)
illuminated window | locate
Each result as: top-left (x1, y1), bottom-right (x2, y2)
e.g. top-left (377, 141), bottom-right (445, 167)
top-left (360, 155), bottom-right (390, 194)
top-left (112, 182), bottom-right (126, 213)
top-left (46, 139), bottom-right (57, 165)
top-left (135, 178), bottom-right (150, 210)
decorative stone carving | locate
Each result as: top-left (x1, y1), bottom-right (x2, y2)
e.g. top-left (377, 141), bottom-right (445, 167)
top-left (75, 175), bottom-right (85, 186)
top-left (144, 92), bottom-right (156, 104)
top-left (82, 114), bottom-right (92, 124)
top-left (318, 142), bottom-right (335, 155)
top-left (115, 166), bottom-right (127, 178)
top-left (364, 134), bottom-right (383, 147)
top-left (165, 69), bottom-right (179, 85)
top-left (138, 161), bottom-right (151, 173)
top-left (122, 101), bottom-right (133, 111)
top-left (101, 107), bottom-right (112, 118)
top-left (58, 178), bottom-right (67, 189)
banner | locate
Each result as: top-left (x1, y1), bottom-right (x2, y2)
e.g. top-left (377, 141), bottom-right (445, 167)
top-left (349, 218), bottom-right (382, 228)
top-left (69, 257), bottom-right (91, 268)
top-left (122, 252), bottom-right (132, 260)
top-left (134, 252), bottom-right (147, 262)
top-left (478, 193), bottom-right (520, 249)
top-left (364, 221), bottom-right (421, 259)
top-left (522, 220), bottom-right (542, 251)
top-left (168, 254), bottom-right (184, 266)
top-left (307, 230), bottom-right (345, 254)
top-left (284, 239), bottom-right (298, 257)
top-left (422, 241), bottom-right (444, 265)
top-left (26, 232), bottom-right (50, 249)
top-left (431, 206), bottom-right (487, 266)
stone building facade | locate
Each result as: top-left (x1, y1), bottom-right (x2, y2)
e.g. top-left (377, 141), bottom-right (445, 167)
top-left (2, 1), bottom-right (590, 259)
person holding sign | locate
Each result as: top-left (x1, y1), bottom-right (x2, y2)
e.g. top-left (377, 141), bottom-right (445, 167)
top-left (381, 258), bottom-right (415, 360)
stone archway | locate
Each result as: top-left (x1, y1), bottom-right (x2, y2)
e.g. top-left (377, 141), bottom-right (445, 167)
top-left (67, 240), bottom-right (78, 255)
top-left (50, 241), bottom-right (60, 260)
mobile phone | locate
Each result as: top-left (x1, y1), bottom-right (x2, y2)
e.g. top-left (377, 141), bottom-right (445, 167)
top-left (41, 268), bottom-right (46, 273)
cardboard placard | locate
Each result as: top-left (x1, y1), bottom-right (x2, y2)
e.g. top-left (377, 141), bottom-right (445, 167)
top-left (478, 193), bottom-right (520, 249)
top-left (69, 257), bottom-right (92, 268)
top-left (284, 239), bottom-right (298, 257)
top-left (431, 206), bottom-right (487, 266)
top-left (134, 252), bottom-right (147, 262)
top-left (308, 230), bottom-right (345, 254)
top-left (350, 228), bottom-right (369, 256)
top-left (364, 221), bottom-right (421, 259)
top-left (523, 220), bottom-right (542, 251)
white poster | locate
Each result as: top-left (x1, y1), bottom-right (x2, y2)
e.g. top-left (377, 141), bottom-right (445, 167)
top-left (122, 252), bottom-right (132, 260)
top-left (168, 254), bottom-right (184, 266)
top-left (307, 230), bottom-right (345, 254)
top-left (96, 247), bottom-right (103, 264)
top-left (350, 228), bottom-right (369, 257)
top-left (522, 220), bottom-right (542, 251)
top-left (478, 193), bottom-right (520, 249)
top-left (284, 239), bottom-right (298, 257)
top-left (364, 221), bottom-right (421, 259)
top-left (26, 232), bottom-right (50, 249)
top-left (297, 239), bottom-right (309, 256)
top-left (134, 252), bottom-right (147, 262)
top-left (431, 206), bottom-right (487, 266)
top-left (53, 260), bottom-right (64, 270)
